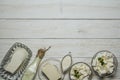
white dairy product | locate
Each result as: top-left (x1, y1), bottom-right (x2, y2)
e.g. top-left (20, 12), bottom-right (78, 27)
top-left (4, 48), bottom-right (28, 73)
top-left (92, 51), bottom-right (115, 76)
top-left (42, 63), bottom-right (61, 80)
top-left (62, 55), bottom-right (72, 72)
top-left (70, 63), bottom-right (91, 80)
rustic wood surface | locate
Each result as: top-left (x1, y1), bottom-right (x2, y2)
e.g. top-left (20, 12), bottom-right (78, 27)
top-left (0, 0), bottom-right (120, 80)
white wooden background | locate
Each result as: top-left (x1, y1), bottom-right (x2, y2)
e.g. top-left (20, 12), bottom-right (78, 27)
top-left (0, 0), bottom-right (120, 80)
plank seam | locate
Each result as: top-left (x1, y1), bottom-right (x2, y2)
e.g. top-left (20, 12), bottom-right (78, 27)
top-left (0, 18), bottom-right (120, 20)
top-left (0, 38), bottom-right (120, 39)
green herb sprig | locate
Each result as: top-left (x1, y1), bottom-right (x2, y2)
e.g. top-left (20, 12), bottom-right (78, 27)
top-left (98, 57), bottom-right (106, 66)
top-left (74, 70), bottom-right (82, 79)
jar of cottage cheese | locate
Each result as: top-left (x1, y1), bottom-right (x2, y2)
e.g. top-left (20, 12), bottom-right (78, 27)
top-left (91, 50), bottom-right (118, 78)
top-left (69, 62), bottom-right (92, 80)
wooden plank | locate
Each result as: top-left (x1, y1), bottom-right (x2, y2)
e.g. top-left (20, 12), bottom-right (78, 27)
top-left (0, 0), bottom-right (61, 18)
top-left (0, 0), bottom-right (120, 18)
top-left (0, 20), bottom-right (120, 38)
top-left (62, 0), bottom-right (120, 19)
top-left (0, 39), bottom-right (120, 58)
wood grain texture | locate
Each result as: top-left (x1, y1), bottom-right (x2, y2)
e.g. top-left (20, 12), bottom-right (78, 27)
top-left (0, 0), bottom-right (61, 18)
top-left (0, 20), bottom-right (120, 38)
top-left (0, 0), bottom-right (120, 80)
top-left (0, 0), bottom-right (120, 18)
top-left (0, 39), bottom-right (120, 59)
top-left (62, 0), bottom-right (120, 19)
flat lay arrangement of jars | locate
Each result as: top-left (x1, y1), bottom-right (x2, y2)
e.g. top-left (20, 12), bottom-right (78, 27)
top-left (0, 42), bottom-right (118, 80)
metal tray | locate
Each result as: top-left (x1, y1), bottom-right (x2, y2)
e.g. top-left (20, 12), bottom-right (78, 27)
top-left (0, 42), bottom-right (32, 80)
